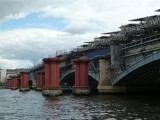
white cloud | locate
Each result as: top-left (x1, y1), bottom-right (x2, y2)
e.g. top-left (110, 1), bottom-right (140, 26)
top-left (0, 57), bottom-right (33, 69)
top-left (64, 21), bottom-right (104, 34)
top-left (0, 28), bottom-right (96, 68)
top-left (0, 0), bottom-right (159, 69)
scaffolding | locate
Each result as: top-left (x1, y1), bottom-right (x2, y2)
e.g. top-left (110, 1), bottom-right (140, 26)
top-left (29, 9), bottom-right (160, 74)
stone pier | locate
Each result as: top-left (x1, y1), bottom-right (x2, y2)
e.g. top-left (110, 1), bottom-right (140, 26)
top-left (36, 72), bottom-right (44, 91)
top-left (72, 58), bottom-right (91, 95)
top-left (19, 72), bottom-right (30, 91)
top-left (98, 59), bottom-right (126, 93)
top-left (31, 80), bottom-right (37, 89)
top-left (42, 58), bottom-right (63, 96)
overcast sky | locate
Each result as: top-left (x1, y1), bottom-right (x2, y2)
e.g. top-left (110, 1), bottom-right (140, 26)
top-left (0, 0), bottom-right (159, 69)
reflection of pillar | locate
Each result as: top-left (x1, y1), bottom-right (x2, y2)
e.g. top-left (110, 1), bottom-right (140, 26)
top-left (98, 58), bottom-right (126, 93)
top-left (72, 58), bottom-right (91, 95)
top-left (11, 76), bottom-right (19, 90)
top-left (19, 72), bottom-right (30, 91)
top-left (36, 72), bottom-right (44, 91)
top-left (42, 58), bottom-right (63, 96)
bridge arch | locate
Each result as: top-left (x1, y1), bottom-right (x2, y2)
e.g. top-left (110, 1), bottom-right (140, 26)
top-left (60, 69), bottom-right (99, 89)
top-left (112, 51), bottom-right (160, 86)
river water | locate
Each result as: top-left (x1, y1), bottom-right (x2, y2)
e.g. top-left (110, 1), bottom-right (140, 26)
top-left (0, 89), bottom-right (160, 120)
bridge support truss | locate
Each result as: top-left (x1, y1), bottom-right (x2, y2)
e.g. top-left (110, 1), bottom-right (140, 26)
top-left (19, 72), bottom-right (30, 91)
top-left (42, 58), bottom-right (63, 96)
top-left (72, 58), bottom-right (91, 95)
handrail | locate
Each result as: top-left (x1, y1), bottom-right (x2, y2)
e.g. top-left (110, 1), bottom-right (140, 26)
top-left (123, 32), bottom-right (160, 49)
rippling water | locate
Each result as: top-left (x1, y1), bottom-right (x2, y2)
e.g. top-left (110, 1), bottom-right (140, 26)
top-left (0, 89), bottom-right (160, 120)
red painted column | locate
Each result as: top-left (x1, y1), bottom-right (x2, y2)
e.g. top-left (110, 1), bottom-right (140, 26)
top-left (11, 76), bottom-right (19, 90)
top-left (42, 58), bottom-right (63, 96)
top-left (10, 79), bottom-right (13, 89)
top-left (19, 72), bottom-right (30, 91)
top-left (42, 72), bottom-right (45, 87)
top-left (73, 58), bottom-right (91, 95)
top-left (44, 63), bottom-right (50, 89)
top-left (80, 62), bottom-right (88, 86)
top-left (75, 62), bottom-right (80, 86)
top-left (36, 72), bottom-right (44, 90)
top-left (17, 74), bottom-right (21, 88)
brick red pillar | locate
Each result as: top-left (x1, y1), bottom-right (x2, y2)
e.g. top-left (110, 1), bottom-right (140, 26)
top-left (19, 72), bottom-right (30, 91)
top-left (36, 72), bottom-right (44, 91)
top-left (42, 58), bottom-right (63, 96)
top-left (10, 79), bottom-right (13, 89)
top-left (17, 74), bottom-right (21, 88)
top-left (73, 58), bottom-right (91, 95)
top-left (11, 76), bottom-right (19, 90)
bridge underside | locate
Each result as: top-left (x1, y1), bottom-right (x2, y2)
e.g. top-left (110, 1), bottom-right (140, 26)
top-left (60, 73), bottom-right (99, 89)
top-left (114, 60), bottom-right (160, 87)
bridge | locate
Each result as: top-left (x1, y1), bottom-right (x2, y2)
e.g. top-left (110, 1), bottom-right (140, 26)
top-left (5, 9), bottom-right (160, 95)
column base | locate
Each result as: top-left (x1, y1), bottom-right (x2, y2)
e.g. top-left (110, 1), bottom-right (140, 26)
top-left (36, 87), bottom-right (43, 91)
top-left (72, 86), bottom-right (91, 95)
top-left (11, 87), bottom-right (18, 90)
top-left (42, 88), bottom-right (62, 96)
top-left (98, 86), bottom-right (126, 93)
top-left (19, 88), bottom-right (30, 91)
top-left (31, 85), bottom-right (37, 89)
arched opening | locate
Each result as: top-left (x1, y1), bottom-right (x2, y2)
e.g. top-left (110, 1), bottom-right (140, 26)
top-left (60, 72), bottom-right (99, 93)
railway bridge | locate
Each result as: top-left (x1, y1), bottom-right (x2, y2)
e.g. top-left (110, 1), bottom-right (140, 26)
top-left (6, 9), bottom-right (160, 96)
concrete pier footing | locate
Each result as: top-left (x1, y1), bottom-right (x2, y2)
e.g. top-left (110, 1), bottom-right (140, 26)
top-left (36, 88), bottom-right (43, 91)
top-left (72, 87), bottom-right (91, 95)
top-left (31, 85), bottom-right (37, 89)
top-left (11, 87), bottom-right (19, 90)
top-left (19, 88), bottom-right (30, 91)
top-left (42, 89), bottom-right (62, 96)
top-left (98, 86), bottom-right (126, 93)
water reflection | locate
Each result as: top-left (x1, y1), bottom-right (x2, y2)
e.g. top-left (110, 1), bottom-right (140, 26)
top-left (0, 89), bottom-right (160, 119)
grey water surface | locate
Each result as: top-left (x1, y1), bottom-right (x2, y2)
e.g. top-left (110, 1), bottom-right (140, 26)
top-left (0, 89), bottom-right (160, 120)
